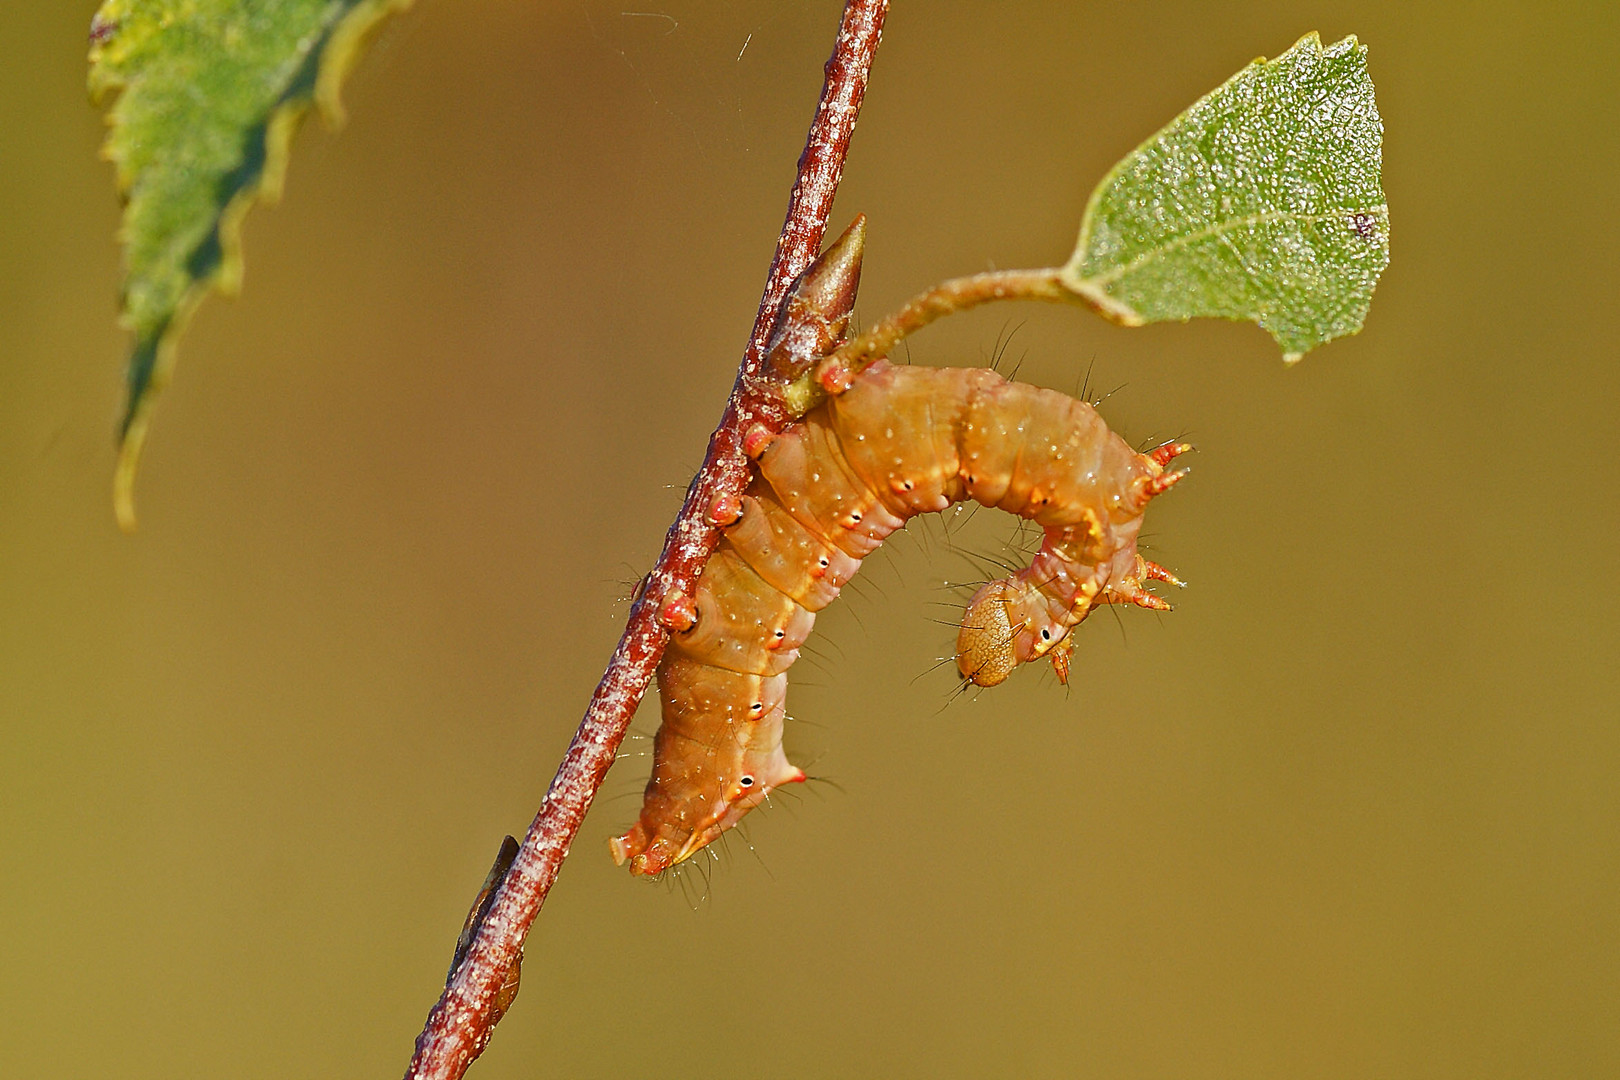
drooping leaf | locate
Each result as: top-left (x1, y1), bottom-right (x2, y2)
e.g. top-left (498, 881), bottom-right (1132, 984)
top-left (1062, 32), bottom-right (1389, 363)
top-left (90, 0), bottom-right (412, 530)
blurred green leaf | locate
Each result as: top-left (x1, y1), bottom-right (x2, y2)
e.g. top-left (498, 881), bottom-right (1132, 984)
top-left (90, 0), bottom-right (412, 529)
top-left (1062, 32), bottom-right (1389, 363)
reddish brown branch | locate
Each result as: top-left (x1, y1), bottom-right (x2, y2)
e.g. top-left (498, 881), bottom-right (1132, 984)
top-left (402, 2), bottom-right (887, 1076)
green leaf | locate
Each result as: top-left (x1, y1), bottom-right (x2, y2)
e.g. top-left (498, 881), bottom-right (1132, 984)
top-left (1062, 32), bottom-right (1389, 364)
top-left (90, 0), bottom-right (412, 530)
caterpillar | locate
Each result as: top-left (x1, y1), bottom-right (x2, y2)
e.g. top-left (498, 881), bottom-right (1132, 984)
top-left (610, 357), bottom-right (1189, 876)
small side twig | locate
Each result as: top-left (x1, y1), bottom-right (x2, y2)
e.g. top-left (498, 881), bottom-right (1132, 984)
top-left (779, 260), bottom-right (1145, 414)
top-left (834, 268), bottom-right (1072, 369)
top-left (782, 267), bottom-right (1074, 411)
top-left (402, 3), bottom-right (887, 1077)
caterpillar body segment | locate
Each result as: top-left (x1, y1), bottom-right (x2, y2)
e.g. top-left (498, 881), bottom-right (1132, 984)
top-left (612, 360), bottom-right (1184, 875)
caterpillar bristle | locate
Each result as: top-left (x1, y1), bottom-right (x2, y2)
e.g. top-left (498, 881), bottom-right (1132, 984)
top-left (911, 652), bottom-right (964, 684)
top-left (800, 773), bottom-right (845, 798)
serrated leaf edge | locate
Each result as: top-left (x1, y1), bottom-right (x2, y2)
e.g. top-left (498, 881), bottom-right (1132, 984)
top-left (1059, 31), bottom-right (1383, 357)
top-left (100, 0), bottom-right (414, 532)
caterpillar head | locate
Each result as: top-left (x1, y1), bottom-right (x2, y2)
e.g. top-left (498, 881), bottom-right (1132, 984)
top-left (956, 580), bottom-right (1020, 686)
top-left (956, 578), bottom-right (1076, 687)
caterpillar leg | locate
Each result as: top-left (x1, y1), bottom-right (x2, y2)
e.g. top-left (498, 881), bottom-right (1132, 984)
top-left (1119, 589), bottom-right (1172, 611)
top-left (1147, 441), bottom-right (1194, 467)
top-left (1141, 558), bottom-right (1186, 588)
top-left (1099, 555), bottom-right (1184, 610)
top-left (1134, 468), bottom-right (1189, 507)
top-left (1048, 637), bottom-right (1076, 685)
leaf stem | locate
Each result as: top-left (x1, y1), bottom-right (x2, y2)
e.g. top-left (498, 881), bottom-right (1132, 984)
top-left (843, 268), bottom-right (1071, 363)
top-left (401, 2), bottom-right (887, 1077)
top-left (783, 266), bottom-right (1100, 413)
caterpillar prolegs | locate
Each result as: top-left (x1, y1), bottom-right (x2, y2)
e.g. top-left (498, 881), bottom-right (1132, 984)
top-left (610, 358), bottom-right (1189, 876)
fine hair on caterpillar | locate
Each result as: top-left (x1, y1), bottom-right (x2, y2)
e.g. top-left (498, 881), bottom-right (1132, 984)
top-left (612, 352), bottom-right (1190, 876)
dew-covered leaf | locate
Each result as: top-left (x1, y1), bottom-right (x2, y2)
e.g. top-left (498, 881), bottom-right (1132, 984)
top-left (1062, 32), bottom-right (1389, 363)
top-left (90, 0), bottom-right (412, 529)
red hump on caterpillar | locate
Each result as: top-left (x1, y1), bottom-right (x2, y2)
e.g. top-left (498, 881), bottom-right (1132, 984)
top-left (612, 359), bottom-right (1187, 875)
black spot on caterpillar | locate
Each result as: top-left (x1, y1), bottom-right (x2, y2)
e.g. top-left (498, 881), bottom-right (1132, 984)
top-left (611, 358), bottom-right (1189, 876)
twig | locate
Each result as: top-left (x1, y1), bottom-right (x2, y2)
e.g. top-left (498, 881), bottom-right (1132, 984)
top-left (402, 2), bottom-right (887, 1076)
top-left (834, 268), bottom-right (1072, 368)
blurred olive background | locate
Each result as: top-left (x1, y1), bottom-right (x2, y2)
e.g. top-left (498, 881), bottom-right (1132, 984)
top-left (4, 1), bottom-right (1617, 1076)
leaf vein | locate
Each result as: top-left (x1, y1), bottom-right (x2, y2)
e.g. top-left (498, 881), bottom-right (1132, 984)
top-left (1082, 203), bottom-right (1388, 289)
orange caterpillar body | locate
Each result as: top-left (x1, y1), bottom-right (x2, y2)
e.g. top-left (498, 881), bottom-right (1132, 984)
top-left (611, 359), bottom-right (1188, 875)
